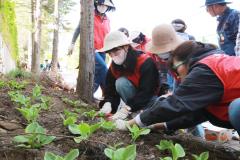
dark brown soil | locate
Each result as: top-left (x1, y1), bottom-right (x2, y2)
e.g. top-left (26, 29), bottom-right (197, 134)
top-left (0, 76), bottom-right (239, 160)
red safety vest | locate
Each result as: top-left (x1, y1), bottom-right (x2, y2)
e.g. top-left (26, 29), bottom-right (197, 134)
top-left (110, 54), bottom-right (150, 87)
top-left (94, 14), bottom-right (110, 50)
top-left (199, 54), bottom-right (240, 121)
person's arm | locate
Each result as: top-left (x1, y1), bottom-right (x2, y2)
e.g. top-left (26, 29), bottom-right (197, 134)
top-left (235, 13), bottom-right (240, 56)
top-left (99, 68), bottom-right (120, 113)
top-left (137, 64), bottom-right (224, 127)
top-left (71, 22), bottom-right (80, 45)
top-left (127, 58), bottom-right (159, 111)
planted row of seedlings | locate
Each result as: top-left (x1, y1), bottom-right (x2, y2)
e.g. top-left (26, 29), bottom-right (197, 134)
top-left (3, 79), bottom-right (209, 160)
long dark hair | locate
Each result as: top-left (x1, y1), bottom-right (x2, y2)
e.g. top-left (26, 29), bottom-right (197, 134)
top-left (168, 40), bottom-right (218, 69)
top-left (94, 0), bottom-right (116, 12)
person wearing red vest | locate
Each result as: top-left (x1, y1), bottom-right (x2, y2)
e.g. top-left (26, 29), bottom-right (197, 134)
top-left (115, 40), bottom-right (240, 136)
top-left (67, 0), bottom-right (115, 93)
top-left (98, 31), bottom-right (159, 120)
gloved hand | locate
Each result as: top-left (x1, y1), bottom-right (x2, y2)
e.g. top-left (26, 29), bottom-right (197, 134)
top-left (99, 102), bottom-right (112, 114)
top-left (67, 43), bottom-right (74, 55)
top-left (110, 106), bottom-right (131, 120)
top-left (114, 119), bottom-right (128, 131)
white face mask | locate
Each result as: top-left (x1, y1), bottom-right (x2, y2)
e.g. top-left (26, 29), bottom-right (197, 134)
top-left (97, 5), bottom-right (108, 14)
top-left (111, 49), bottom-right (127, 65)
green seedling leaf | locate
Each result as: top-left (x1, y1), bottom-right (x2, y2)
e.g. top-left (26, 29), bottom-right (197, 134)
top-left (8, 80), bottom-right (26, 90)
top-left (100, 120), bottom-right (116, 131)
top-left (44, 149), bottom-right (79, 160)
top-left (192, 152), bottom-right (209, 160)
top-left (32, 84), bottom-right (42, 100)
top-left (17, 106), bottom-right (40, 122)
top-left (161, 157), bottom-right (172, 160)
top-left (0, 80), bottom-right (7, 89)
top-left (127, 124), bottom-right (150, 141)
top-left (82, 110), bottom-right (97, 119)
top-left (60, 114), bottom-right (77, 126)
top-left (104, 144), bottom-right (136, 160)
top-left (64, 109), bottom-right (78, 118)
top-left (14, 122), bottom-right (55, 149)
top-left (156, 140), bottom-right (185, 160)
top-left (40, 96), bottom-right (51, 110)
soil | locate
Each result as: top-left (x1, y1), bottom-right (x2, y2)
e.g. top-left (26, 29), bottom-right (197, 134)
top-left (0, 76), bottom-right (239, 160)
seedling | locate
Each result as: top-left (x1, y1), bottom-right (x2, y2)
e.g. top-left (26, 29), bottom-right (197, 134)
top-left (68, 122), bottom-right (101, 143)
top-left (104, 144), bottom-right (137, 160)
top-left (60, 114), bottom-right (77, 126)
top-left (192, 152), bottom-right (209, 160)
top-left (62, 98), bottom-right (80, 107)
top-left (81, 110), bottom-right (97, 119)
top-left (13, 122), bottom-right (56, 148)
top-left (127, 124), bottom-right (150, 141)
top-left (8, 91), bottom-right (31, 107)
top-left (100, 119), bottom-right (116, 131)
top-left (44, 149), bottom-right (79, 160)
top-left (17, 105), bottom-right (40, 122)
top-left (0, 80), bottom-right (6, 89)
top-left (156, 140), bottom-right (185, 160)
top-left (8, 80), bottom-right (26, 90)
top-left (32, 84), bottom-right (42, 100)
top-left (40, 96), bottom-right (51, 110)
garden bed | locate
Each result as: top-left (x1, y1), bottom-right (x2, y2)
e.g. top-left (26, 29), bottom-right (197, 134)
top-left (0, 76), bottom-right (239, 160)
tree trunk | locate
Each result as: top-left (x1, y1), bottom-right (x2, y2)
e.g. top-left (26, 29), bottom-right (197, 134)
top-left (76, 0), bottom-right (94, 103)
top-left (51, 0), bottom-right (60, 73)
top-left (31, 0), bottom-right (41, 75)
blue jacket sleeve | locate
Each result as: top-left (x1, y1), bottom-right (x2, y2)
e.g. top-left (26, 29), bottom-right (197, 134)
top-left (71, 22), bottom-right (80, 45)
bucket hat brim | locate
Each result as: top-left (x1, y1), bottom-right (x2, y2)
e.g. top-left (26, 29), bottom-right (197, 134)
top-left (146, 36), bottom-right (184, 54)
top-left (99, 41), bottom-right (131, 53)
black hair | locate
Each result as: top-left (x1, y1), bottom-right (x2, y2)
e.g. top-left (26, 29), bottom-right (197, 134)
top-left (94, 0), bottom-right (116, 12)
top-left (118, 27), bottom-right (129, 37)
top-left (132, 32), bottom-right (146, 44)
top-left (171, 18), bottom-right (186, 33)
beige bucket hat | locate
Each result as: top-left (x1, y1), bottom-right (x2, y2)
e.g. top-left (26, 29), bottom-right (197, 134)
top-left (99, 30), bottom-right (131, 52)
top-left (146, 24), bottom-right (184, 54)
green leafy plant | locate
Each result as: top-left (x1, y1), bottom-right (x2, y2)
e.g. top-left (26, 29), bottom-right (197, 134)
top-left (13, 122), bottom-right (56, 148)
top-left (156, 140), bottom-right (185, 160)
top-left (60, 114), bottom-right (77, 126)
top-left (127, 124), bottom-right (150, 141)
top-left (17, 105), bottom-right (40, 122)
top-left (104, 144), bottom-right (137, 160)
top-left (100, 119), bottom-right (116, 131)
top-left (8, 91), bottom-right (31, 107)
top-left (192, 152), bottom-right (209, 160)
top-left (62, 98), bottom-right (80, 107)
top-left (44, 149), bottom-right (79, 160)
top-left (0, 80), bottom-right (7, 89)
top-left (32, 84), bottom-right (42, 100)
top-left (40, 96), bottom-right (51, 110)
top-left (81, 110), bottom-right (97, 119)
top-left (8, 80), bottom-right (26, 90)
top-left (6, 69), bottom-right (31, 79)
top-left (68, 122), bottom-right (101, 143)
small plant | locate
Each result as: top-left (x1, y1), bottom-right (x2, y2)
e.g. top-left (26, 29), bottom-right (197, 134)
top-left (17, 105), bottom-right (40, 122)
top-left (193, 152), bottom-right (209, 160)
top-left (104, 144), bottom-right (137, 160)
top-left (6, 69), bottom-right (31, 79)
top-left (8, 91), bottom-right (31, 107)
top-left (32, 84), bottom-right (42, 100)
top-left (68, 122), bottom-right (101, 143)
top-left (8, 80), bottom-right (26, 90)
top-left (100, 119), bottom-right (116, 131)
top-left (156, 140), bottom-right (185, 160)
top-left (40, 96), bottom-right (51, 110)
top-left (13, 122), bottom-right (56, 148)
top-left (82, 110), bottom-right (97, 119)
top-left (0, 80), bottom-right (7, 89)
top-left (62, 98), bottom-right (80, 107)
top-left (127, 124), bottom-right (150, 141)
top-left (60, 113), bottom-right (77, 126)
top-left (44, 149), bottom-right (79, 160)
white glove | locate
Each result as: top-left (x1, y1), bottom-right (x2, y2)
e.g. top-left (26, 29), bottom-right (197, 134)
top-left (67, 43), bottom-right (74, 55)
top-left (99, 102), bottom-right (112, 114)
top-left (115, 119), bottom-right (128, 131)
top-left (111, 106), bottom-right (130, 120)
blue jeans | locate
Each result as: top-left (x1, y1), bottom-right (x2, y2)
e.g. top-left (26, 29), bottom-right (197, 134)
top-left (94, 52), bottom-right (107, 93)
top-left (115, 77), bottom-right (136, 103)
top-left (229, 98), bottom-right (240, 134)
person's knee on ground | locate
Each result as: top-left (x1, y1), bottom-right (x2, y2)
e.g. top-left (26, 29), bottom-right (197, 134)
top-left (229, 98), bottom-right (240, 135)
top-left (115, 77), bottom-right (136, 103)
